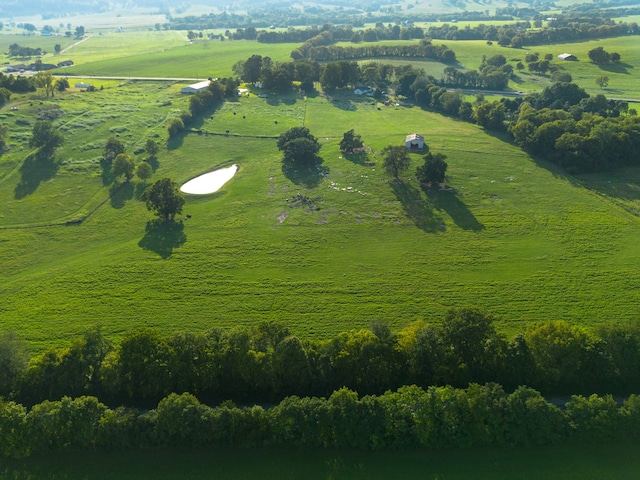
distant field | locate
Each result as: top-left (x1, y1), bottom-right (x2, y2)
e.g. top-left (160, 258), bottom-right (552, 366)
top-left (3, 444), bottom-right (640, 480)
top-left (62, 37), bottom-right (298, 78)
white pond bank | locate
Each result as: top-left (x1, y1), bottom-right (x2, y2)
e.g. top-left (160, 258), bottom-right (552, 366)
top-left (180, 164), bottom-right (239, 194)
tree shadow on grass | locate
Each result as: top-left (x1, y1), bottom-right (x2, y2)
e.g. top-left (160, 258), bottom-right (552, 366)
top-left (135, 182), bottom-right (149, 200)
top-left (14, 150), bottom-right (59, 199)
top-left (146, 156), bottom-right (160, 172)
top-left (100, 157), bottom-right (115, 186)
top-left (599, 62), bottom-right (633, 74)
top-left (266, 94), bottom-right (298, 106)
top-left (425, 187), bottom-right (484, 231)
top-left (390, 181), bottom-right (443, 233)
top-left (167, 131), bottom-right (186, 150)
top-left (343, 151), bottom-right (371, 166)
top-left (138, 219), bottom-right (187, 259)
top-left (282, 157), bottom-right (329, 188)
top-left (109, 181), bottom-right (134, 209)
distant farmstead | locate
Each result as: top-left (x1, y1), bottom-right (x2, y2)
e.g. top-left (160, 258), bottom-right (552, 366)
top-left (75, 82), bottom-right (92, 89)
top-left (405, 133), bottom-right (425, 151)
top-left (181, 80), bottom-right (211, 94)
top-left (558, 53), bottom-right (577, 61)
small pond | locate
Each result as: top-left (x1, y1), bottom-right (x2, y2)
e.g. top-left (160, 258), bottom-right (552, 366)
top-left (180, 164), bottom-right (239, 194)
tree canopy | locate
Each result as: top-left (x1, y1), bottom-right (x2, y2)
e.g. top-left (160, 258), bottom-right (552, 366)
top-left (381, 145), bottom-right (410, 180)
top-left (339, 129), bottom-right (364, 153)
top-left (112, 153), bottom-right (135, 182)
top-left (142, 178), bottom-right (185, 221)
top-left (277, 127), bottom-right (321, 168)
top-left (416, 152), bottom-right (448, 185)
top-left (104, 137), bottom-right (126, 161)
top-left (29, 120), bottom-right (63, 154)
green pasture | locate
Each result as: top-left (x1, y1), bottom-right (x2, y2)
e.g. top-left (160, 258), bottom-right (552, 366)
top-left (2, 444), bottom-right (640, 479)
top-left (0, 34), bottom-right (76, 60)
top-left (32, 29), bottom-right (640, 101)
top-left (432, 36), bottom-right (640, 97)
top-left (3, 81), bottom-right (640, 352)
top-left (63, 37), bottom-right (298, 78)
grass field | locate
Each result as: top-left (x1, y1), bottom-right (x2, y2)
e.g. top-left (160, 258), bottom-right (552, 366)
top-left (5, 27), bottom-right (640, 98)
top-left (2, 29), bottom-right (640, 352)
top-left (2, 79), bottom-right (640, 352)
top-left (2, 444), bottom-right (640, 479)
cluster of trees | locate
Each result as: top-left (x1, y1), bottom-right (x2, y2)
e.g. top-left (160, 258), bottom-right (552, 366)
top-left (302, 42), bottom-right (456, 64)
top-left (0, 87), bottom-right (10, 108)
top-left (510, 104), bottom-right (640, 172)
top-left (441, 54), bottom-right (511, 90)
top-left (0, 73), bottom-right (36, 94)
top-left (233, 55), bottom-right (320, 93)
top-left (588, 46), bottom-right (621, 65)
top-left (2, 386), bottom-right (640, 457)
top-left (3, 308), bottom-right (640, 410)
top-left (7, 43), bottom-right (43, 57)
top-left (103, 136), bottom-right (157, 185)
top-left (168, 78), bottom-right (237, 137)
top-left (422, 16), bottom-right (638, 48)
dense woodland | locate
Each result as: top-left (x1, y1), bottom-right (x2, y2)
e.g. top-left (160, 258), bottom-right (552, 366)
top-left (3, 307), bottom-right (640, 458)
top-left (2, 386), bottom-right (640, 457)
top-left (2, 308), bottom-right (640, 410)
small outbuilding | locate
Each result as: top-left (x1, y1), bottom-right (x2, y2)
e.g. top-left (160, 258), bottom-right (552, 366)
top-left (75, 82), bottom-right (92, 89)
top-left (181, 80), bottom-right (211, 94)
top-left (558, 53), bottom-right (577, 61)
top-left (405, 133), bottom-right (425, 151)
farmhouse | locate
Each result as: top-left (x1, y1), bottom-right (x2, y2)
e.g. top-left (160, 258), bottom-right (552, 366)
top-left (75, 82), bottom-right (92, 88)
top-left (181, 80), bottom-right (211, 94)
top-left (405, 133), bottom-right (425, 151)
top-left (558, 53), bottom-right (577, 61)
top-left (6, 64), bottom-right (28, 72)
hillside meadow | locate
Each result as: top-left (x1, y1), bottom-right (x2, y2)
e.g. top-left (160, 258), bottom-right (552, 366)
top-left (2, 68), bottom-right (640, 352)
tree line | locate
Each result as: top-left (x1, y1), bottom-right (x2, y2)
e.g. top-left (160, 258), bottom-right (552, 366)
top-left (0, 73), bottom-right (36, 94)
top-left (422, 16), bottom-right (638, 48)
top-left (2, 385), bottom-right (640, 458)
top-left (7, 43), bottom-right (43, 57)
top-left (3, 308), bottom-right (640, 410)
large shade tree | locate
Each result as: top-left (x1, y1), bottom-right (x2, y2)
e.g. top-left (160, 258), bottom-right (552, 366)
top-left (339, 129), bottom-right (364, 153)
top-left (381, 145), bottom-right (410, 180)
top-left (142, 178), bottom-right (185, 221)
top-left (277, 127), bottom-right (321, 168)
top-left (29, 120), bottom-right (64, 154)
top-left (416, 152), bottom-right (448, 185)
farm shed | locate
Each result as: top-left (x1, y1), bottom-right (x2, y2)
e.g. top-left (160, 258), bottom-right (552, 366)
top-left (181, 80), bottom-right (211, 94)
top-left (75, 83), bottom-right (92, 88)
top-left (558, 53), bottom-right (577, 61)
top-left (405, 133), bottom-right (424, 151)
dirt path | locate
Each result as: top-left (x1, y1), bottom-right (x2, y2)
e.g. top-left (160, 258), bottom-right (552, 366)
top-left (60, 35), bottom-right (92, 54)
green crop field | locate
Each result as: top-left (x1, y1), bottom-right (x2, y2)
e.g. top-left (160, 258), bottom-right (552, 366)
top-left (3, 27), bottom-right (640, 352)
top-left (62, 37), bottom-right (299, 78)
top-left (2, 444), bottom-right (640, 479)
